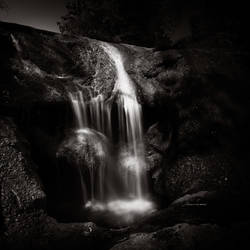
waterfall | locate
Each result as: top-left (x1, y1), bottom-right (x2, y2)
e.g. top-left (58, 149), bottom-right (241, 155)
top-left (102, 44), bottom-right (147, 199)
top-left (68, 43), bottom-right (153, 219)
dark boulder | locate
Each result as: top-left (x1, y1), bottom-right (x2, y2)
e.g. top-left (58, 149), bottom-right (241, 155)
top-left (54, 128), bottom-right (111, 219)
top-left (0, 117), bottom-right (46, 230)
top-left (162, 152), bottom-right (237, 201)
top-left (0, 21), bottom-right (116, 116)
top-left (111, 223), bottom-right (225, 250)
top-left (56, 129), bottom-right (109, 172)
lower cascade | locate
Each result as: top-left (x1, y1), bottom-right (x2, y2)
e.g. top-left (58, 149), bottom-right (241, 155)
top-left (67, 43), bottom-right (154, 222)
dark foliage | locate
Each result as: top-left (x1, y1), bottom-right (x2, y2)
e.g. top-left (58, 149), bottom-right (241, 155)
top-left (58, 0), bottom-right (249, 47)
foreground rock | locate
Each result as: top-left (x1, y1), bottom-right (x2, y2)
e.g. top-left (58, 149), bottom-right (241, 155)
top-left (111, 223), bottom-right (225, 250)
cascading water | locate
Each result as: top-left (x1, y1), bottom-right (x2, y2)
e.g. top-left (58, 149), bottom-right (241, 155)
top-left (68, 43), bottom-right (154, 221)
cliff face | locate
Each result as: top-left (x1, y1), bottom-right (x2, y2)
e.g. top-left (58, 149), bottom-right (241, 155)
top-left (1, 21), bottom-right (250, 249)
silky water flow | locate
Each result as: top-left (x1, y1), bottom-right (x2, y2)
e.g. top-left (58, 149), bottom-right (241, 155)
top-left (68, 43), bottom-right (154, 221)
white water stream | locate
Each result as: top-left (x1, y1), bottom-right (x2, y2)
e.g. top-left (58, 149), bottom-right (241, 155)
top-left (68, 43), bottom-right (153, 220)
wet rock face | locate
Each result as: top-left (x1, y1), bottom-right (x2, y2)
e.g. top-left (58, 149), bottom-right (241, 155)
top-left (57, 129), bottom-right (109, 174)
top-left (0, 22), bottom-right (116, 114)
top-left (55, 129), bottom-right (110, 216)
